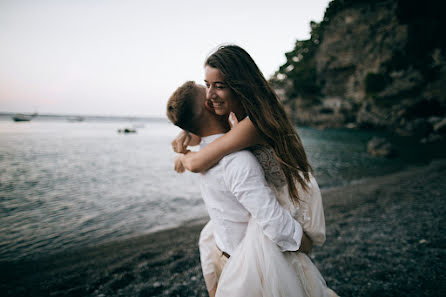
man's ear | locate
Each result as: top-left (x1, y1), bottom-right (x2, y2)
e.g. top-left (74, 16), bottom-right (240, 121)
top-left (204, 99), bottom-right (216, 114)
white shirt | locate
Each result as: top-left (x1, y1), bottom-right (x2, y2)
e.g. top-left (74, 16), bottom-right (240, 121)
top-left (199, 134), bottom-right (303, 255)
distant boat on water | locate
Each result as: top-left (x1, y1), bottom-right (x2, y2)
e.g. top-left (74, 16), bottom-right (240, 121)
top-left (118, 128), bottom-right (137, 134)
top-left (12, 113), bottom-right (38, 122)
top-left (67, 116), bottom-right (85, 122)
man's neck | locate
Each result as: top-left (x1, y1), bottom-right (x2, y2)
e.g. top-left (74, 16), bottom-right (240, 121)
top-left (200, 125), bottom-right (228, 137)
top-left (200, 117), bottom-right (229, 137)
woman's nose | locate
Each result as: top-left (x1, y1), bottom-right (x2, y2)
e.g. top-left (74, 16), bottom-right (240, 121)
top-left (206, 87), bottom-right (214, 100)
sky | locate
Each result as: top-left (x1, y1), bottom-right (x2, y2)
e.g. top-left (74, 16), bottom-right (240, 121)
top-left (0, 0), bottom-right (330, 117)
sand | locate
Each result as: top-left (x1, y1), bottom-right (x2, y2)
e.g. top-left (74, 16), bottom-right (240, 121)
top-left (1, 160), bottom-right (445, 297)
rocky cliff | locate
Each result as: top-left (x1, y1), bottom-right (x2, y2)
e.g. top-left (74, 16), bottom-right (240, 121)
top-left (271, 0), bottom-right (446, 142)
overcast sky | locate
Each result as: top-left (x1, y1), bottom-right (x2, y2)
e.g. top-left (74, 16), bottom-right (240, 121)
top-left (0, 0), bottom-right (330, 117)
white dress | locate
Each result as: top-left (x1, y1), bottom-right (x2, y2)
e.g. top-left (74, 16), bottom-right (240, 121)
top-left (200, 146), bottom-right (338, 297)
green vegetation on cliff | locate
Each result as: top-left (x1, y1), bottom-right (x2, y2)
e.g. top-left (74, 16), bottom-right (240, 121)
top-left (271, 0), bottom-right (446, 140)
top-left (271, 21), bottom-right (322, 100)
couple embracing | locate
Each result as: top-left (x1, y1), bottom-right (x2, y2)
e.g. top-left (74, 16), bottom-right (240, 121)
top-left (167, 45), bottom-right (338, 297)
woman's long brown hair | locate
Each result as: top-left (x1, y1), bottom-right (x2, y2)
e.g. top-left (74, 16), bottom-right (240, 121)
top-left (206, 45), bottom-right (313, 204)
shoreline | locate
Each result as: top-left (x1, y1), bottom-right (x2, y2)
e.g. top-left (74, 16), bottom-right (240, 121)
top-left (2, 160), bottom-right (445, 296)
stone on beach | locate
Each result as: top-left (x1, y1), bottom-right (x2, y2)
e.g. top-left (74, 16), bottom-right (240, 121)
top-left (367, 137), bottom-right (395, 157)
top-left (2, 160), bottom-right (446, 297)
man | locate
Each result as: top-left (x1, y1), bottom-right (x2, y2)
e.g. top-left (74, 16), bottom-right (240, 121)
top-left (166, 81), bottom-right (310, 296)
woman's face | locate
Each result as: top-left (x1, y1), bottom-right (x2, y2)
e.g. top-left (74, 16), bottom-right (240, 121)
top-left (204, 65), bottom-right (243, 117)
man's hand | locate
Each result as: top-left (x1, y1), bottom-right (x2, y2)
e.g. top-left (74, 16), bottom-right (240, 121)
top-left (208, 286), bottom-right (217, 297)
top-left (298, 232), bottom-right (313, 254)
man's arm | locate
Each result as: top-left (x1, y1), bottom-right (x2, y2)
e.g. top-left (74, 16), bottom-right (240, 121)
top-left (224, 151), bottom-right (303, 252)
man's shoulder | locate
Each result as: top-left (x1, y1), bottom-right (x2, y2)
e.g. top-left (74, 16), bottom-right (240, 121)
top-left (223, 149), bottom-right (257, 163)
top-left (222, 149), bottom-right (262, 173)
top-left (222, 149), bottom-right (267, 189)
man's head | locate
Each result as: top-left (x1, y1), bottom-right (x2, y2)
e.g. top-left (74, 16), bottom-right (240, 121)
top-left (166, 81), bottom-right (207, 135)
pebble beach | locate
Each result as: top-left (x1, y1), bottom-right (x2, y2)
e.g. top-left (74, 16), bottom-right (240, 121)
top-left (1, 159), bottom-right (445, 297)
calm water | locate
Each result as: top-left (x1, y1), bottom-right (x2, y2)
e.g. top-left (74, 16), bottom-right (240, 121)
top-left (0, 116), bottom-right (440, 260)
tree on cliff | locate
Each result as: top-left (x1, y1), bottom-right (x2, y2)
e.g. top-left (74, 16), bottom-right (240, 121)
top-left (270, 0), bottom-right (446, 136)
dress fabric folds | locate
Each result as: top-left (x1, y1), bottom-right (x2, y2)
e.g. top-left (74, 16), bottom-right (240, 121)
top-left (215, 218), bottom-right (337, 297)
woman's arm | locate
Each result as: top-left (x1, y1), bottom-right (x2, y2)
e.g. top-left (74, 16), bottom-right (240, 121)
top-left (180, 117), bottom-right (265, 173)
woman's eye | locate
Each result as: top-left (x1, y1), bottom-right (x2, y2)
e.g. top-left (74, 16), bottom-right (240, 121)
top-left (216, 84), bottom-right (226, 89)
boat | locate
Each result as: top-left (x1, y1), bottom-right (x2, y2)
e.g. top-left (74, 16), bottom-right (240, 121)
top-left (12, 113), bottom-right (37, 122)
top-left (67, 116), bottom-right (85, 122)
top-left (118, 128), bottom-right (137, 134)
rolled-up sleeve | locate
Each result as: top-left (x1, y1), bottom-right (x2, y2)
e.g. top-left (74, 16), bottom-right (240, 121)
top-left (224, 151), bottom-right (303, 252)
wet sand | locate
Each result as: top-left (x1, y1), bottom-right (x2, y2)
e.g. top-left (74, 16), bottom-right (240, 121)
top-left (1, 160), bottom-right (445, 297)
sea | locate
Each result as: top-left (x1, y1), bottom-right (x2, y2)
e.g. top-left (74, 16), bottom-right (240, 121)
top-left (0, 114), bottom-right (442, 261)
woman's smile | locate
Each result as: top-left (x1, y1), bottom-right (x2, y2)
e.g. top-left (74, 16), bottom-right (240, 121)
top-left (210, 99), bottom-right (225, 108)
top-left (204, 65), bottom-right (241, 117)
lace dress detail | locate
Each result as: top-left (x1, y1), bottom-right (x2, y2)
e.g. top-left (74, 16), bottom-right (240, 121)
top-left (250, 145), bottom-right (286, 188)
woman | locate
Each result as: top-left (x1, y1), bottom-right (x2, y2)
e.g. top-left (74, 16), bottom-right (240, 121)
top-left (173, 45), bottom-right (337, 297)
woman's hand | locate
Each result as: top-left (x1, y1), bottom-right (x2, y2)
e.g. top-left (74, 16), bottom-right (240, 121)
top-left (171, 130), bottom-right (202, 153)
top-left (171, 131), bottom-right (191, 153)
top-left (228, 112), bottom-right (239, 129)
top-left (174, 154), bottom-right (186, 173)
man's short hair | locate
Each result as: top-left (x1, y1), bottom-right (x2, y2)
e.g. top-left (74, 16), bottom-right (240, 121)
top-left (166, 81), bottom-right (201, 135)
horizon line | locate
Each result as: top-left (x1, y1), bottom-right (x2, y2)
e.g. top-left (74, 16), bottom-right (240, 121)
top-left (0, 111), bottom-right (167, 119)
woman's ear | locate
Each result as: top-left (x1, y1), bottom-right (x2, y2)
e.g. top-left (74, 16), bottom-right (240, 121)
top-left (204, 99), bottom-right (216, 114)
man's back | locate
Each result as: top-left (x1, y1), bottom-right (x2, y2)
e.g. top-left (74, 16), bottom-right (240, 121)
top-left (200, 141), bottom-right (265, 254)
top-left (199, 134), bottom-right (302, 256)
